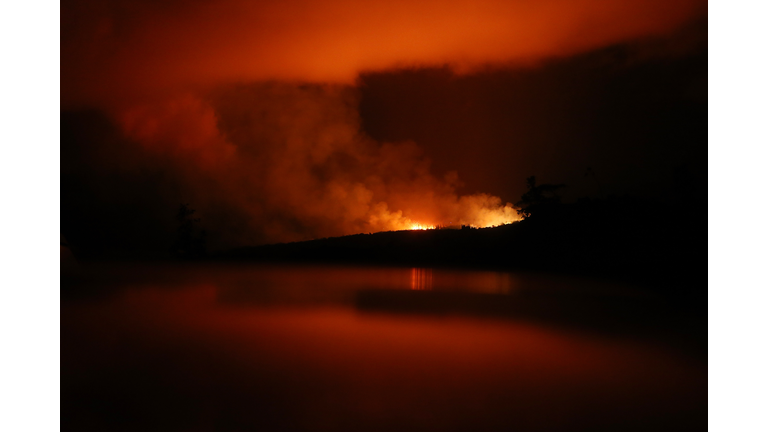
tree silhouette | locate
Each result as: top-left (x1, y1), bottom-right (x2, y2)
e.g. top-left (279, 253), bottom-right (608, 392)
top-left (171, 203), bottom-right (207, 259)
top-left (515, 176), bottom-right (566, 218)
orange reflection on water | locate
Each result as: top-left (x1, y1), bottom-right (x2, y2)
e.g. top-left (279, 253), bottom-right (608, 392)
top-left (61, 265), bottom-right (707, 432)
top-left (411, 268), bottom-right (433, 290)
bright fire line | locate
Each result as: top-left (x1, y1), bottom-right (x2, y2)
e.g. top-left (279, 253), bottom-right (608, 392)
top-left (409, 224), bottom-right (435, 230)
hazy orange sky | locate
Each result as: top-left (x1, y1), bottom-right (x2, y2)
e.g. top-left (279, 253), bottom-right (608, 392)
top-left (62, 0), bottom-right (705, 108)
top-left (61, 0), bottom-right (707, 252)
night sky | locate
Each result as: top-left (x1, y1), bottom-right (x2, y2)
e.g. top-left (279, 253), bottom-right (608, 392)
top-left (60, 0), bottom-right (707, 256)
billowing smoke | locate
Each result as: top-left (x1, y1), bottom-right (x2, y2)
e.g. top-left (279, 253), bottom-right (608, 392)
top-left (114, 83), bottom-right (517, 248)
top-left (61, 0), bottom-right (706, 252)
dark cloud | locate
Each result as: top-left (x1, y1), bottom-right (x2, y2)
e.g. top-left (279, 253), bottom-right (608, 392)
top-left (359, 27), bottom-right (707, 202)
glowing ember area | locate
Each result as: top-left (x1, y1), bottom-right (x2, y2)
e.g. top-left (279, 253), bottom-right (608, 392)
top-left (409, 223), bottom-right (435, 230)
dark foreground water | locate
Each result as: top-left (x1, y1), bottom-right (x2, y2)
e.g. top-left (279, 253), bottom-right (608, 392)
top-left (61, 264), bottom-right (706, 432)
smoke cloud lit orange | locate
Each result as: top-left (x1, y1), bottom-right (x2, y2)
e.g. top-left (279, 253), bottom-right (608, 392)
top-left (116, 84), bottom-right (518, 246)
top-left (61, 0), bottom-right (705, 247)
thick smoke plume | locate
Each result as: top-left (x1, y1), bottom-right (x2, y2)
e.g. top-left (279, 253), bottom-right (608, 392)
top-left (61, 0), bottom-right (706, 252)
top-left (116, 83), bottom-right (517, 248)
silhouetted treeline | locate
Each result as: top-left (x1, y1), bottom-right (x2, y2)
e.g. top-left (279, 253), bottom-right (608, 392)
top-left (60, 110), bottom-right (181, 261)
top-left (515, 175), bottom-right (567, 219)
top-left (171, 204), bottom-right (207, 259)
top-left (61, 111), bottom-right (704, 300)
top-left (215, 189), bottom-right (705, 302)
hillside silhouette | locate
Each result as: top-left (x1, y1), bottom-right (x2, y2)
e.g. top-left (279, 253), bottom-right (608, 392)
top-left (216, 192), bottom-right (705, 301)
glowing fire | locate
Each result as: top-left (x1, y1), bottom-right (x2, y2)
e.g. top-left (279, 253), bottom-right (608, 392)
top-left (397, 198), bottom-right (521, 232)
top-left (409, 223), bottom-right (435, 230)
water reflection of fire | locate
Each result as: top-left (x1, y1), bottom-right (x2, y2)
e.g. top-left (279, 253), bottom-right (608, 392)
top-left (411, 268), bottom-right (433, 290)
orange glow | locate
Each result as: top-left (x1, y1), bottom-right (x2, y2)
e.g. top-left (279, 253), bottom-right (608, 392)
top-left (62, 0), bottom-right (706, 108)
top-left (60, 0), bottom-right (704, 246)
top-left (411, 268), bottom-right (433, 290)
top-left (409, 223), bottom-right (435, 231)
top-left (99, 86), bottom-right (523, 245)
top-left (62, 274), bottom-right (706, 431)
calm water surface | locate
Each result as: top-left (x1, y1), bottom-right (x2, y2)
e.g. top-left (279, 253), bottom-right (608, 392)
top-left (61, 264), bottom-right (706, 432)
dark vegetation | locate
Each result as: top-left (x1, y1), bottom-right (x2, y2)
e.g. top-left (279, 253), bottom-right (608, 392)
top-left (215, 176), bottom-right (705, 305)
top-left (61, 171), bottom-right (707, 353)
top-left (515, 175), bottom-right (566, 219)
top-left (170, 204), bottom-right (207, 259)
top-left (61, 160), bottom-right (705, 305)
top-left (60, 110), bottom-right (704, 304)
